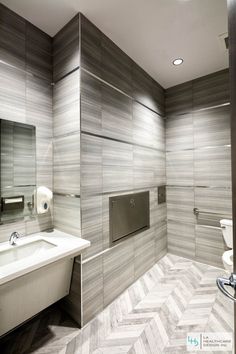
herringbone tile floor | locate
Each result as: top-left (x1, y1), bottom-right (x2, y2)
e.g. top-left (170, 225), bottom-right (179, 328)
top-left (0, 254), bottom-right (233, 354)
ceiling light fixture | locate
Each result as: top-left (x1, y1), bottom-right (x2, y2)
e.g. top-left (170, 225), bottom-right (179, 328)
top-left (173, 58), bottom-right (184, 66)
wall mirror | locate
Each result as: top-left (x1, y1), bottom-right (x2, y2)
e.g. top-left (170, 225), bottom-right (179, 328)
top-left (0, 119), bottom-right (36, 224)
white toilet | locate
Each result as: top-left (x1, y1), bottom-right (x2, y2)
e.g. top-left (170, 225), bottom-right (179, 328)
top-left (220, 219), bottom-right (233, 272)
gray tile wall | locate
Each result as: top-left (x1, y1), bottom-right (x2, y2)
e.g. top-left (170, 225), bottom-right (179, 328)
top-left (0, 4), bottom-right (53, 242)
top-left (165, 69), bottom-right (231, 268)
top-left (52, 13), bottom-right (167, 326)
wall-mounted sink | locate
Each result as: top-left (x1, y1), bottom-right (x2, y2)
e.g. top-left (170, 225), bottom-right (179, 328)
top-left (0, 240), bottom-right (56, 267)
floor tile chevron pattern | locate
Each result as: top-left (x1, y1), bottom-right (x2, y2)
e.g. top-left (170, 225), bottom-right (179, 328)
top-left (0, 254), bottom-right (233, 354)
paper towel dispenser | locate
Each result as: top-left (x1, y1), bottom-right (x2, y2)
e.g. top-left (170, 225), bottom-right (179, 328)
top-left (0, 119), bottom-right (36, 223)
top-left (109, 191), bottom-right (150, 244)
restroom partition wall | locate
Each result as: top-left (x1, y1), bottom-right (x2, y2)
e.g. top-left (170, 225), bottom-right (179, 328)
top-left (52, 14), bottom-right (167, 326)
top-left (165, 69), bottom-right (232, 268)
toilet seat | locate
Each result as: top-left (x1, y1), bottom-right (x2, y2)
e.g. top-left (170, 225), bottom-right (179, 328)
top-left (222, 249), bottom-right (233, 272)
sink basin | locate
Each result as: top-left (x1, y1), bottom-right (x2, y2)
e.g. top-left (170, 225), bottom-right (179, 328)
top-left (0, 240), bottom-right (56, 267)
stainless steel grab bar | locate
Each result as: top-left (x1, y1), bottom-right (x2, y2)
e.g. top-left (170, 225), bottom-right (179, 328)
top-left (216, 273), bottom-right (236, 302)
top-left (193, 207), bottom-right (230, 217)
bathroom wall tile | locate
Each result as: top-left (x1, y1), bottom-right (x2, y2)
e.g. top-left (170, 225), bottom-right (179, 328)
top-left (102, 34), bottom-right (132, 95)
top-left (132, 63), bottom-right (164, 115)
top-left (54, 165), bottom-right (80, 195)
top-left (166, 113), bottom-right (193, 151)
top-left (81, 134), bottom-right (102, 195)
top-left (165, 81), bottom-right (193, 116)
top-left (81, 196), bottom-right (103, 259)
top-left (0, 4), bottom-right (26, 70)
top-left (133, 101), bottom-right (165, 151)
top-left (166, 150), bottom-right (194, 186)
top-left (53, 133), bottom-right (80, 195)
top-left (102, 130), bottom-right (133, 194)
top-left (0, 62), bottom-right (26, 122)
top-left (195, 225), bottom-right (225, 268)
top-left (82, 255), bottom-right (103, 324)
top-left (36, 138), bottom-right (53, 189)
top-left (193, 105), bottom-right (230, 148)
top-left (53, 15), bottom-right (80, 82)
top-left (26, 22), bottom-right (52, 82)
top-left (134, 146), bottom-right (166, 188)
top-left (102, 84), bottom-right (133, 143)
top-left (167, 187), bottom-right (194, 223)
top-left (103, 166), bottom-right (133, 193)
top-left (155, 221), bottom-right (167, 262)
top-left (26, 74), bottom-right (52, 139)
top-left (167, 220), bottom-right (195, 259)
top-left (25, 213), bottom-right (53, 235)
top-left (80, 14), bottom-right (102, 77)
top-left (103, 238), bottom-right (134, 306)
top-left (193, 69), bottom-right (230, 110)
top-left (194, 146), bottom-right (231, 188)
top-left (103, 139), bottom-right (133, 166)
top-left (80, 70), bottom-right (102, 134)
top-left (53, 195), bottom-right (81, 236)
top-left (134, 228), bottom-right (155, 280)
top-left (194, 187), bottom-right (232, 221)
top-left (53, 69), bottom-right (80, 137)
top-left (54, 133), bottom-right (80, 166)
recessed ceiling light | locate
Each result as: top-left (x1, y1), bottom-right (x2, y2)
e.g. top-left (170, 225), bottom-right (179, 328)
top-left (173, 58), bottom-right (184, 66)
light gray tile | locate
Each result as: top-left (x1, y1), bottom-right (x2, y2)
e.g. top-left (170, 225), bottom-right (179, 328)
top-left (26, 75), bottom-right (52, 139)
top-left (103, 238), bottom-right (134, 306)
top-left (166, 113), bottom-right (193, 151)
top-left (53, 133), bottom-right (80, 195)
top-left (194, 187), bottom-right (232, 225)
top-left (156, 221), bottom-right (167, 262)
top-left (82, 255), bottom-right (103, 324)
top-left (80, 70), bottom-right (102, 135)
top-left (102, 84), bottom-right (132, 142)
top-left (81, 195), bottom-right (103, 259)
top-left (167, 187), bottom-right (194, 223)
top-left (53, 70), bottom-right (80, 137)
top-left (195, 225), bottom-right (225, 268)
top-left (134, 146), bottom-right (166, 188)
top-left (167, 220), bottom-right (195, 259)
top-left (193, 105), bottom-right (230, 148)
top-left (81, 134), bottom-right (102, 195)
top-left (0, 62), bottom-right (26, 122)
top-left (103, 139), bottom-right (133, 166)
top-left (103, 166), bottom-right (133, 193)
top-left (194, 146), bottom-right (231, 188)
top-left (53, 195), bottom-right (81, 236)
top-left (133, 102), bottom-right (165, 151)
top-left (134, 228), bottom-right (155, 280)
top-left (36, 138), bottom-right (53, 189)
top-left (166, 150), bottom-right (194, 186)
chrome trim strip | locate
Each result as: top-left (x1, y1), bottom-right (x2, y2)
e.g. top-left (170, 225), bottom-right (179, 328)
top-left (53, 192), bottom-right (80, 198)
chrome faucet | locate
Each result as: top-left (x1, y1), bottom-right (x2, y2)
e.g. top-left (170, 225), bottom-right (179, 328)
top-left (9, 231), bottom-right (20, 246)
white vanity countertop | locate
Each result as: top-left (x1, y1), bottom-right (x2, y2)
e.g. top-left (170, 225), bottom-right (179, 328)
top-left (0, 229), bottom-right (90, 285)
